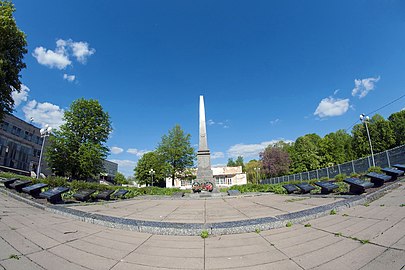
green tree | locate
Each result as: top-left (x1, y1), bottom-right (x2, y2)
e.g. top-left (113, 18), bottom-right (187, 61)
top-left (0, 0), bottom-right (27, 121)
top-left (134, 151), bottom-right (169, 187)
top-left (227, 158), bottom-right (236, 167)
top-left (289, 134), bottom-right (322, 173)
top-left (156, 125), bottom-right (195, 186)
top-left (245, 159), bottom-right (263, 184)
top-left (319, 130), bottom-right (354, 167)
top-left (352, 114), bottom-right (395, 158)
top-left (114, 172), bottom-right (128, 185)
top-left (227, 156), bottom-right (244, 171)
top-left (388, 110), bottom-right (405, 146)
top-left (46, 98), bottom-right (112, 179)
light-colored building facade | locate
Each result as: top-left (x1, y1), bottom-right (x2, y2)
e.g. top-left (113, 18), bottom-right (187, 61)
top-left (0, 114), bottom-right (47, 176)
top-left (0, 114), bottom-right (118, 179)
top-left (165, 166), bottom-right (247, 189)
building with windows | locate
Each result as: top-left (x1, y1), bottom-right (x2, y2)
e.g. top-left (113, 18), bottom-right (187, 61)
top-left (101, 160), bottom-right (118, 182)
top-left (0, 114), bottom-right (118, 179)
top-left (0, 114), bottom-right (46, 176)
top-left (165, 166), bottom-right (247, 189)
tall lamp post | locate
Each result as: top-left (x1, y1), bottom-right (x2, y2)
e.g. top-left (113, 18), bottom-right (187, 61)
top-left (37, 124), bottom-right (52, 179)
top-left (149, 168), bottom-right (155, 187)
top-left (254, 167), bottom-right (260, 184)
top-left (360, 114), bottom-right (375, 167)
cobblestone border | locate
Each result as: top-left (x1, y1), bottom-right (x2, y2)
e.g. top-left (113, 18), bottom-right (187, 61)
top-left (0, 181), bottom-right (401, 236)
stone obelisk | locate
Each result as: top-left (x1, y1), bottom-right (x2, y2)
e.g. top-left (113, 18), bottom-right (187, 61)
top-left (197, 95), bottom-right (214, 185)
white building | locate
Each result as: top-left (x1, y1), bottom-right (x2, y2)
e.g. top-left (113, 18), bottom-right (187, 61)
top-left (165, 166), bottom-right (247, 189)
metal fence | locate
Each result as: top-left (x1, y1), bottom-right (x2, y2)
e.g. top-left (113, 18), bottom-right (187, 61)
top-left (261, 144), bottom-right (405, 185)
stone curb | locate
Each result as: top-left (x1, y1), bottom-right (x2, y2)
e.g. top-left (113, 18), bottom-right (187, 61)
top-left (0, 181), bottom-right (401, 236)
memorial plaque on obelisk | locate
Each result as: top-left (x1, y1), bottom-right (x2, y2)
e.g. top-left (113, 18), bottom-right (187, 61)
top-left (196, 95), bottom-right (214, 185)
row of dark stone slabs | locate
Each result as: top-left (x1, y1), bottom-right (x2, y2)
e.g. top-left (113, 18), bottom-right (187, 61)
top-left (282, 164), bottom-right (405, 195)
top-left (0, 178), bottom-right (129, 204)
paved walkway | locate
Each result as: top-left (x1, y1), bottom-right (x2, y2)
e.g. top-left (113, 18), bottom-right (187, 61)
top-left (70, 193), bottom-right (344, 223)
top-left (1, 184), bottom-right (404, 269)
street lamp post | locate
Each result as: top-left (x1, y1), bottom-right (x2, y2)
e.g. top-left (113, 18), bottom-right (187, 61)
top-left (254, 167), bottom-right (260, 184)
top-left (360, 114), bottom-right (375, 167)
top-left (37, 125), bottom-right (52, 179)
top-left (149, 168), bottom-right (155, 187)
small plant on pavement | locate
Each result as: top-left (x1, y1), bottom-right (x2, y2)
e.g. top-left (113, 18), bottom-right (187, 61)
top-left (286, 221), bottom-right (293, 227)
top-left (200, 230), bottom-right (209, 239)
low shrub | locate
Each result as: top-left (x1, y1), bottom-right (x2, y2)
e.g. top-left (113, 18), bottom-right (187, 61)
top-left (367, 166), bottom-right (382, 174)
top-left (334, 173), bottom-right (347, 182)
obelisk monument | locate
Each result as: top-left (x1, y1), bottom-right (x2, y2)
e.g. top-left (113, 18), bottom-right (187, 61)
top-left (197, 95), bottom-right (214, 185)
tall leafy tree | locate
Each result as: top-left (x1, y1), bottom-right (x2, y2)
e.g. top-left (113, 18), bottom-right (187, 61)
top-left (134, 151), bottom-right (168, 187)
top-left (156, 125), bottom-right (195, 186)
top-left (227, 158), bottom-right (236, 167)
top-left (260, 145), bottom-right (291, 177)
top-left (289, 134), bottom-right (322, 172)
top-left (0, 0), bottom-right (27, 121)
top-left (352, 114), bottom-right (395, 158)
top-left (388, 110), bottom-right (405, 146)
top-left (46, 98), bottom-right (112, 179)
top-left (245, 159), bottom-right (263, 184)
top-left (319, 130), bottom-right (354, 167)
top-left (227, 156), bottom-right (244, 171)
top-left (114, 172), bottom-right (128, 185)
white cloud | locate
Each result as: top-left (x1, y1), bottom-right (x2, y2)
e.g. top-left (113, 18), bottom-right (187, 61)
top-left (351, 76), bottom-right (380, 98)
top-left (333, 89), bottom-right (340, 95)
top-left (270, 118), bottom-right (280, 125)
top-left (207, 119), bottom-right (230, 128)
top-left (33, 39), bottom-right (95, 70)
top-left (108, 159), bottom-right (137, 177)
top-left (211, 152), bottom-right (224, 159)
top-left (314, 97), bottom-right (350, 118)
top-left (110, 147), bottom-right (124, 154)
top-left (70, 41), bottom-right (95, 63)
top-left (11, 84), bottom-right (30, 107)
top-left (22, 100), bottom-right (65, 129)
top-left (227, 140), bottom-right (292, 158)
top-left (32, 46), bottom-right (71, 69)
top-left (63, 74), bottom-right (76, 82)
top-left (127, 148), bottom-right (151, 157)
top-left (212, 163), bottom-right (226, 168)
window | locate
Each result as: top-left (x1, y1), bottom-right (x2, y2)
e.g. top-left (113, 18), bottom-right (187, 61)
top-left (181, 180), bottom-right (192, 186)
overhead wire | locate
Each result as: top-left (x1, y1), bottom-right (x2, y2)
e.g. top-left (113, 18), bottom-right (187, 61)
top-left (344, 93), bottom-right (405, 133)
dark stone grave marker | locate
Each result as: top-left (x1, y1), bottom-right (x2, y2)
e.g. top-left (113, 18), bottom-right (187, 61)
top-left (393, 164), bottom-right (405, 172)
top-left (227, 189), bottom-right (241, 196)
top-left (366, 172), bottom-right (391, 187)
top-left (112, 189), bottom-right (128, 199)
top-left (283, 184), bottom-right (299, 194)
top-left (22, 183), bottom-right (48, 197)
top-left (10, 180), bottom-right (32, 192)
top-left (40, 187), bottom-right (69, 204)
top-left (172, 192), bottom-right (185, 198)
top-left (73, 189), bottom-right (96, 202)
top-left (381, 167), bottom-right (404, 180)
top-left (0, 178), bottom-right (19, 188)
top-left (315, 181), bottom-right (339, 194)
top-left (296, 183), bottom-right (315, 194)
top-left (96, 190), bottom-right (115, 200)
top-left (344, 178), bottom-right (374, 194)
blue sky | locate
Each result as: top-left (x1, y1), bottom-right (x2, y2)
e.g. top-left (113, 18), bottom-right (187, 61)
top-left (11, 0), bottom-right (405, 176)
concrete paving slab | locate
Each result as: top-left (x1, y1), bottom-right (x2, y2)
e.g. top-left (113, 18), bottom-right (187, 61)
top-left (360, 249), bottom-right (405, 270)
top-left (48, 244), bottom-right (117, 270)
top-left (27, 250), bottom-right (89, 270)
top-left (311, 244), bottom-right (386, 270)
top-left (0, 255), bottom-right (44, 270)
top-left (0, 229), bottom-right (42, 255)
top-left (0, 237), bottom-right (20, 260)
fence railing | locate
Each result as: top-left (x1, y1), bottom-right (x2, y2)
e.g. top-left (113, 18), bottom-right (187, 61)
top-left (260, 144), bottom-right (405, 185)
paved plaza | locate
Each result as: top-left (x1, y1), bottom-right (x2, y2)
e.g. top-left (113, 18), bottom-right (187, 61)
top-left (0, 184), bottom-right (404, 270)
